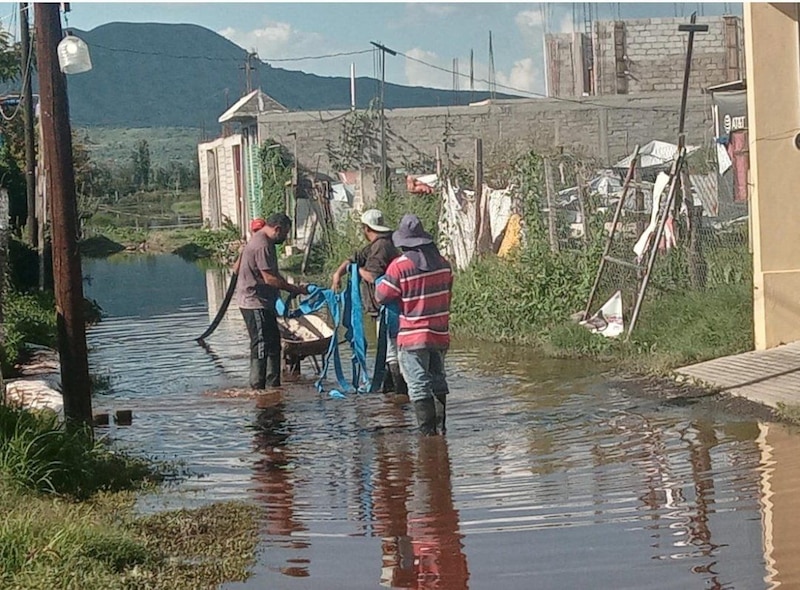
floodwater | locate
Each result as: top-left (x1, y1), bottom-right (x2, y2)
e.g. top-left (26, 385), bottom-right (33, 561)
top-left (83, 254), bottom-right (800, 590)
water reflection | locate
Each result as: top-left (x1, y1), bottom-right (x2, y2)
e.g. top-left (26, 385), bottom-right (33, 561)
top-left (80, 255), bottom-right (800, 590)
top-left (250, 391), bottom-right (310, 578)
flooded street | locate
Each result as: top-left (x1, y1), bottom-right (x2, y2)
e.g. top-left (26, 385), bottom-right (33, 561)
top-left (83, 254), bottom-right (800, 590)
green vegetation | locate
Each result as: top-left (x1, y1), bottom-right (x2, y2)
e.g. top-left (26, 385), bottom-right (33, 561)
top-left (258, 140), bottom-right (293, 220)
top-left (776, 402), bottom-right (800, 426)
top-left (305, 144), bottom-right (753, 377)
top-left (0, 290), bottom-right (58, 376)
top-left (77, 127), bottom-right (202, 170)
top-left (0, 406), bottom-right (259, 589)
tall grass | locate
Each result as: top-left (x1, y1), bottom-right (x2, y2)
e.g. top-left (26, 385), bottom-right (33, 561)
top-left (0, 404), bottom-right (154, 499)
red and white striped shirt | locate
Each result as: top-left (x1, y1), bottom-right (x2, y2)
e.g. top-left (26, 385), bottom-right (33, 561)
top-left (375, 253), bottom-right (453, 350)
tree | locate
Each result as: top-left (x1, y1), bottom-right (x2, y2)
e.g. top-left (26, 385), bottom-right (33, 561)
top-left (131, 139), bottom-right (151, 190)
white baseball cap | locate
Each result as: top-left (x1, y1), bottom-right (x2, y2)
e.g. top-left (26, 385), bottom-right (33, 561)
top-left (360, 209), bottom-right (392, 233)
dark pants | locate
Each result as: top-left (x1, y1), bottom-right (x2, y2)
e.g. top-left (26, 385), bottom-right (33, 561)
top-left (241, 308), bottom-right (282, 388)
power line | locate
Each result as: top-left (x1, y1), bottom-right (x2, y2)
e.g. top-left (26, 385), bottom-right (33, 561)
top-left (397, 47), bottom-right (680, 113)
top-left (87, 43), bottom-right (372, 64)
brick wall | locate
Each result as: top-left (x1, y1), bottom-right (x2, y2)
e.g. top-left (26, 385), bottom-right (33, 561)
top-left (257, 92), bottom-right (712, 179)
top-left (547, 16), bottom-right (744, 98)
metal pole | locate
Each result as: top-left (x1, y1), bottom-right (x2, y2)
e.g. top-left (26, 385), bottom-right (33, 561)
top-left (583, 145), bottom-right (640, 317)
top-left (380, 49), bottom-right (386, 192)
top-left (626, 150), bottom-right (686, 339)
top-left (370, 42), bottom-right (396, 194)
top-left (677, 12), bottom-right (708, 140)
top-left (35, 3), bottom-right (93, 426)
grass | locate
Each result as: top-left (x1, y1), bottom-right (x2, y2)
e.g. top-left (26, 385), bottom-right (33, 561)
top-left (0, 404), bottom-right (261, 589)
top-left (541, 283), bottom-right (754, 374)
top-left (0, 486), bottom-right (260, 590)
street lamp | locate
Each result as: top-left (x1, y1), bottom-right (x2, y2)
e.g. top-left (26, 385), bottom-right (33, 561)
top-left (57, 33), bottom-right (92, 74)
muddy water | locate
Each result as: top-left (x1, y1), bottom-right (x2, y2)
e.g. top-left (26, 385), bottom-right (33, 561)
top-left (83, 254), bottom-right (800, 590)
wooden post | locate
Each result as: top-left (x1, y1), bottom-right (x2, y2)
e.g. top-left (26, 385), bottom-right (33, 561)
top-left (473, 138), bottom-right (484, 255)
top-left (634, 162), bottom-right (646, 239)
top-left (543, 157), bottom-right (559, 253)
top-left (20, 2), bottom-right (37, 248)
top-left (0, 188), bottom-right (8, 399)
top-left (35, 4), bottom-right (93, 426)
top-left (682, 169), bottom-right (707, 289)
top-left (575, 166), bottom-right (590, 245)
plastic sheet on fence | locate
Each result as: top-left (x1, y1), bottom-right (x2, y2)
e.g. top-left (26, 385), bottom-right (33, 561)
top-left (580, 291), bottom-right (625, 338)
top-left (580, 290), bottom-right (624, 338)
top-left (439, 181), bottom-right (517, 270)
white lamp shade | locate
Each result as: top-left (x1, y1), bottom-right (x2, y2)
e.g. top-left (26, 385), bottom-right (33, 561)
top-left (57, 35), bottom-right (92, 74)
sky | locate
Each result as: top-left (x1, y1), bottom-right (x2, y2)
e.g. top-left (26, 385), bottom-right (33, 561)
top-left (0, 2), bottom-right (743, 97)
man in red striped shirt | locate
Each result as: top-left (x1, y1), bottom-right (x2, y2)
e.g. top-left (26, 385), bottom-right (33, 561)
top-left (376, 214), bottom-right (453, 435)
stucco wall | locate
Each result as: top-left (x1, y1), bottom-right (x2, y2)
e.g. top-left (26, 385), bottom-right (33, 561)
top-left (257, 92), bottom-right (712, 179)
top-left (198, 134), bottom-right (242, 228)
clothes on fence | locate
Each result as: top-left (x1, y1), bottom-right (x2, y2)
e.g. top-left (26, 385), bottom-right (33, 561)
top-left (439, 180), bottom-right (517, 270)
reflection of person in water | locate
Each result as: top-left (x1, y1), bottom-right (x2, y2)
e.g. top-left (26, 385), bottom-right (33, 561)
top-left (251, 392), bottom-right (310, 577)
top-left (374, 428), bottom-right (469, 588)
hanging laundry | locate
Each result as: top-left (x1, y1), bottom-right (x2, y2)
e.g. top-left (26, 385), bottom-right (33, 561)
top-left (633, 172), bottom-right (671, 259)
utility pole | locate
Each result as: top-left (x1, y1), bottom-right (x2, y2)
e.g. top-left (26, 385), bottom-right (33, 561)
top-left (241, 51), bottom-right (257, 94)
top-left (34, 3), bottom-right (93, 426)
top-left (20, 2), bottom-right (36, 248)
top-left (370, 41), bottom-right (396, 194)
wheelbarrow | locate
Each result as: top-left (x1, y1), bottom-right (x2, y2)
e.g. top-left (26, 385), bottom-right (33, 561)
top-left (276, 314), bottom-right (334, 375)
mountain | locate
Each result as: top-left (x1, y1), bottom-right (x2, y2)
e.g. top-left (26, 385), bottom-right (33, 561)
top-left (53, 22), bottom-right (516, 129)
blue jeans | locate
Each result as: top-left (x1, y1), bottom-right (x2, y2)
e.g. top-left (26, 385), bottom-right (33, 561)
top-left (398, 348), bottom-right (448, 403)
top-left (375, 319), bottom-right (398, 364)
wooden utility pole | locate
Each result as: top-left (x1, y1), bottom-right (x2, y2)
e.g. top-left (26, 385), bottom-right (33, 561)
top-left (35, 3), bottom-right (93, 426)
top-left (543, 157), bottom-right (560, 253)
top-left (20, 2), bottom-right (37, 248)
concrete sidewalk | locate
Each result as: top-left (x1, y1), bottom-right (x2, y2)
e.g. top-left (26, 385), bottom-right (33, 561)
top-left (676, 340), bottom-right (800, 409)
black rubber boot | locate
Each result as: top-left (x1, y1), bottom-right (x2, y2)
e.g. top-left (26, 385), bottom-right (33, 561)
top-left (413, 397), bottom-right (437, 436)
top-left (381, 364), bottom-right (395, 393)
top-left (390, 363), bottom-right (408, 397)
top-left (433, 393), bottom-right (447, 435)
top-left (266, 354), bottom-right (282, 387)
top-left (249, 358), bottom-right (267, 389)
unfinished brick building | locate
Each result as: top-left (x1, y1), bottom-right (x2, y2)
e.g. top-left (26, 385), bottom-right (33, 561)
top-left (545, 15), bottom-right (744, 98)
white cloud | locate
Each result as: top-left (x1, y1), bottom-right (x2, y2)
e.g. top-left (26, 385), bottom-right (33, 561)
top-left (218, 20), bottom-right (326, 60)
top-left (557, 13), bottom-right (575, 34)
top-left (496, 58), bottom-right (540, 94)
top-left (515, 9), bottom-right (544, 29)
top-left (403, 47), bottom-right (452, 89)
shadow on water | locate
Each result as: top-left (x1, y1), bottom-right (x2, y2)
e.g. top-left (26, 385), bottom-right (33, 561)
top-left (82, 254), bottom-right (800, 590)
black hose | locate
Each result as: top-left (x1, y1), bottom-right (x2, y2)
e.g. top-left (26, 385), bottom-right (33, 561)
top-left (196, 272), bottom-right (238, 343)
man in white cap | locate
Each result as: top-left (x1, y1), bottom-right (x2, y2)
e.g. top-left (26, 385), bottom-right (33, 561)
top-left (331, 209), bottom-right (407, 397)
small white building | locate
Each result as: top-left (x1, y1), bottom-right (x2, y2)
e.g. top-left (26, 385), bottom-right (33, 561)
top-left (198, 89), bottom-right (288, 236)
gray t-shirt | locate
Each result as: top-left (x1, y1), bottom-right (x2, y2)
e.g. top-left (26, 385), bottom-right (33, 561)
top-left (235, 231), bottom-right (280, 310)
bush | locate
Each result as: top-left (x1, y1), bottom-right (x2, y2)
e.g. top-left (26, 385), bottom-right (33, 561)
top-left (1, 291), bottom-right (57, 375)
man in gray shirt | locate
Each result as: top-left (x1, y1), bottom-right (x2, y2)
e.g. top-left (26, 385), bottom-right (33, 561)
top-left (235, 213), bottom-right (308, 389)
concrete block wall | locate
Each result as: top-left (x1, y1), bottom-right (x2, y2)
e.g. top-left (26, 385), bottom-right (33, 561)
top-left (617, 16), bottom-right (733, 94)
top-left (546, 15), bottom-right (744, 99)
top-left (257, 92), bottom-right (712, 180)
